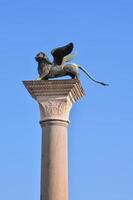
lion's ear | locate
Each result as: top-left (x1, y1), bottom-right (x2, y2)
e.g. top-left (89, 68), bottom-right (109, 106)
top-left (35, 56), bottom-right (38, 61)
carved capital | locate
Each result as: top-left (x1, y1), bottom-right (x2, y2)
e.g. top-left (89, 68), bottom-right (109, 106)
top-left (39, 97), bottom-right (72, 122)
top-left (23, 79), bottom-right (84, 122)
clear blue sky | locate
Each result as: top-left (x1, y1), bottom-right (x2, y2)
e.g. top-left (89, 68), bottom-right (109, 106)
top-left (0, 0), bottom-right (133, 199)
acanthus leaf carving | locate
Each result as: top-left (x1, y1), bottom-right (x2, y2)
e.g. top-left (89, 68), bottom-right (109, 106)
top-left (39, 98), bottom-right (72, 122)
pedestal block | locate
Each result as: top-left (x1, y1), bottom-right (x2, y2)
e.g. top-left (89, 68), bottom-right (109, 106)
top-left (23, 79), bottom-right (84, 200)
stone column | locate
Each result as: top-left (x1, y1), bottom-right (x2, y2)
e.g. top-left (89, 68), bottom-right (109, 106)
top-left (23, 79), bottom-right (84, 200)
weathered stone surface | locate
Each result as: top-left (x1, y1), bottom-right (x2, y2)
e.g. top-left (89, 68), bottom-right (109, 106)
top-left (23, 79), bottom-right (84, 200)
top-left (23, 79), bottom-right (84, 100)
top-left (40, 120), bottom-right (69, 200)
top-left (23, 79), bottom-right (84, 122)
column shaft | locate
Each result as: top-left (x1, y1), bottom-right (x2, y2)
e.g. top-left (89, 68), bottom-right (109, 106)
top-left (40, 120), bottom-right (68, 200)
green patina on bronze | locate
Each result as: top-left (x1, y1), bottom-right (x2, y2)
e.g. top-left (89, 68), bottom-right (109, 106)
top-left (35, 42), bottom-right (108, 86)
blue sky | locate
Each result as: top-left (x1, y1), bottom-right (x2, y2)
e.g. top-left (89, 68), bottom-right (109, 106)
top-left (0, 0), bottom-right (133, 199)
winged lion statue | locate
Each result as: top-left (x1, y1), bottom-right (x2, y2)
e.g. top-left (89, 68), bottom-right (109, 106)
top-left (35, 42), bottom-right (108, 86)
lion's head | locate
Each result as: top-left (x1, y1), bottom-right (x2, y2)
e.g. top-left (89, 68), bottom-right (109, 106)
top-left (35, 52), bottom-right (52, 64)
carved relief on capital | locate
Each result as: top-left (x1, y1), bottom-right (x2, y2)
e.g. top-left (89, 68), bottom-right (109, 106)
top-left (39, 98), bottom-right (72, 121)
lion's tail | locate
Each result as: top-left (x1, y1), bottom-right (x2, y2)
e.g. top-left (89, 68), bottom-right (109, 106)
top-left (78, 65), bottom-right (109, 86)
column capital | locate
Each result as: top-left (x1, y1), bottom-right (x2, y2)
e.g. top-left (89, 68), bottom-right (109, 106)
top-left (23, 79), bottom-right (85, 122)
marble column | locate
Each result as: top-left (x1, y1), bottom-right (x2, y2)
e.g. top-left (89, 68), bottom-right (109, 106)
top-left (23, 79), bottom-right (84, 200)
